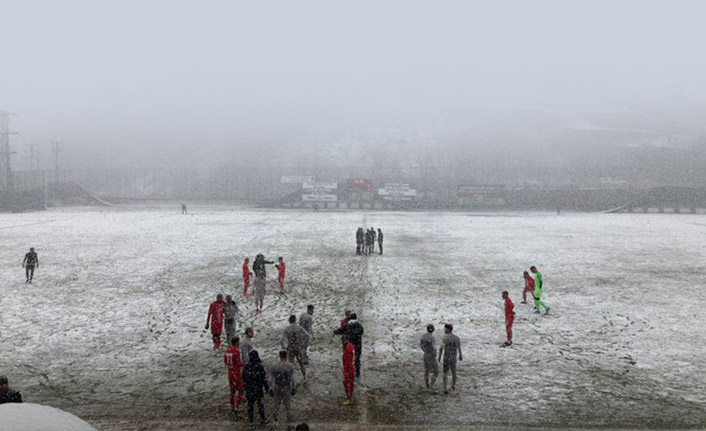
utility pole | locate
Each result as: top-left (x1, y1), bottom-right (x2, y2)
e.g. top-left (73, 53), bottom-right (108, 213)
top-left (52, 140), bottom-right (63, 183)
top-left (0, 110), bottom-right (18, 190)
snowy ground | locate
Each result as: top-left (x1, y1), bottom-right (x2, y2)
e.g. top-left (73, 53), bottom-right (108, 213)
top-left (1, 204), bottom-right (706, 430)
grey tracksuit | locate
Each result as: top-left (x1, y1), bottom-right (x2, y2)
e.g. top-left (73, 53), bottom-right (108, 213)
top-left (254, 278), bottom-right (266, 300)
top-left (223, 301), bottom-right (240, 344)
top-left (420, 333), bottom-right (439, 389)
top-left (281, 324), bottom-right (309, 377)
top-left (270, 360), bottom-right (296, 424)
top-left (298, 312), bottom-right (314, 363)
top-left (439, 333), bottom-right (462, 390)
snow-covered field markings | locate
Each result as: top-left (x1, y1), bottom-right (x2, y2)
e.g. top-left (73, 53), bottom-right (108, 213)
top-left (2, 206), bottom-right (706, 428)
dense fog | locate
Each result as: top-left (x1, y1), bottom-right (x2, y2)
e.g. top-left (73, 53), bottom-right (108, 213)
top-left (2, 0), bottom-right (706, 178)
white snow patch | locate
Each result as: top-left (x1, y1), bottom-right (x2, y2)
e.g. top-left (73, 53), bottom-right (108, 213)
top-left (0, 403), bottom-right (95, 431)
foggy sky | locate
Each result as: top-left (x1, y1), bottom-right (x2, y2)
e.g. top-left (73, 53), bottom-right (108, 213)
top-left (2, 0), bottom-right (706, 169)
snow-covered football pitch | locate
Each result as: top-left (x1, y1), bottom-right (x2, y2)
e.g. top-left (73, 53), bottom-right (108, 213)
top-left (1, 204), bottom-right (705, 430)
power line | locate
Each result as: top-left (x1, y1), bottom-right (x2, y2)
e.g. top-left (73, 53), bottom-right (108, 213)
top-left (0, 110), bottom-right (18, 190)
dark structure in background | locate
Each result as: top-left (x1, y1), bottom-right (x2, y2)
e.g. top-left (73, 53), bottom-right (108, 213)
top-left (8, 165), bottom-right (706, 213)
top-left (0, 111), bottom-right (45, 213)
top-left (0, 189), bottom-right (44, 212)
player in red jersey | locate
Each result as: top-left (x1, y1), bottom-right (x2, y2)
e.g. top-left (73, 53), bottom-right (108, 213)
top-left (275, 257), bottom-right (286, 294)
top-left (224, 336), bottom-right (245, 416)
top-left (243, 258), bottom-right (253, 298)
top-left (341, 334), bottom-right (356, 405)
top-left (205, 294), bottom-right (226, 350)
top-left (522, 270), bottom-right (535, 304)
top-left (501, 291), bottom-right (515, 347)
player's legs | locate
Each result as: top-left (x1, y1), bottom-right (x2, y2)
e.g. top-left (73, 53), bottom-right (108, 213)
top-left (243, 278), bottom-right (249, 297)
top-left (344, 377), bottom-right (354, 399)
top-left (506, 319), bottom-right (513, 343)
top-left (442, 362), bottom-right (449, 393)
top-left (451, 361), bottom-right (457, 390)
top-left (278, 276), bottom-right (285, 292)
top-left (295, 350), bottom-right (306, 378)
top-left (212, 332), bottom-right (221, 349)
top-left (272, 393), bottom-right (282, 423)
top-left (246, 397), bottom-right (256, 425)
top-left (301, 342), bottom-right (309, 365)
top-left (235, 376), bottom-right (244, 409)
top-left (283, 394), bottom-right (292, 424)
top-left (536, 298), bottom-right (548, 312)
top-left (226, 324), bottom-right (235, 346)
top-left (228, 373), bottom-right (238, 411)
top-left (343, 367), bottom-right (355, 400)
top-left (354, 343), bottom-right (362, 378)
top-left (256, 397), bottom-right (266, 421)
top-left (430, 362), bottom-right (438, 390)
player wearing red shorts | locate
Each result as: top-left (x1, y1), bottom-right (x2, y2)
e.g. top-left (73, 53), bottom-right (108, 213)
top-left (275, 257), bottom-right (286, 294)
top-left (205, 294), bottom-right (226, 350)
top-left (341, 335), bottom-right (356, 405)
top-left (522, 270), bottom-right (535, 304)
top-left (502, 291), bottom-right (515, 347)
top-left (243, 258), bottom-right (253, 297)
top-left (224, 336), bottom-right (244, 416)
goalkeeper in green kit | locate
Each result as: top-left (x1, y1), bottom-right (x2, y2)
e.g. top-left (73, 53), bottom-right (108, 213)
top-left (531, 266), bottom-right (550, 315)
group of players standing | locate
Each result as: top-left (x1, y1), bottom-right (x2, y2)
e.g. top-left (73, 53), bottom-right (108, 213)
top-left (204, 270), bottom-right (367, 429)
top-left (500, 265), bottom-right (549, 348)
top-left (200, 234), bottom-right (552, 429)
top-left (356, 227), bottom-right (383, 255)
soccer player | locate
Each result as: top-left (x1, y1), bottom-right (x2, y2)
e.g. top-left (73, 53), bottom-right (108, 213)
top-left (270, 350), bottom-right (296, 428)
top-left (299, 305), bottom-right (315, 364)
top-left (275, 256), bottom-right (286, 294)
top-left (438, 323), bottom-right (462, 395)
top-left (280, 315), bottom-right (309, 380)
top-left (253, 275), bottom-right (266, 315)
top-left (334, 313), bottom-right (364, 378)
top-left (502, 291), bottom-right (515, 347)
top-left (252, 254), bottom-right (274, 279)
top-left (356, 228), bottom-right (364, 255)
top-left (181, 203), bottom-right (187, 214)
top-left (377, 228), bottom-right (383, 255)
top-left (369, 228), bottom-right (376, 254)
top-left (243, 350), bottom-right (270, 430)
top-left (22, 247), bottom-right (39, 284)
top-left (420, 324), bottom-right (439, 393)
top-left (205, 294), bottom-right (226, 350)
top-left (224, 337), bottom-right (244, 416)
top-left (341, 334), bottom-right (356, 405)
top-left (241, 327), bottom-right (256, 365)
top-left (0, 376), bottom-right (23, 404)
top-left (224, 295), bottom-right (240, 346)
top-left (531, 266), bottom-right (550, 315)
top-left (522, 270), bottom-right (535, 304)
top-left (242, 258), bottom-right (253, 297)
